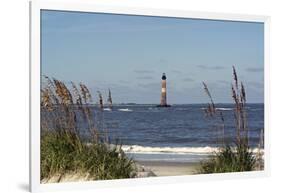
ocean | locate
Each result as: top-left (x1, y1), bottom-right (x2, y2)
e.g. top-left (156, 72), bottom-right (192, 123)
top-left (43, 103), bottom-right (263, 163)
top-left (85, 103), bottom-right (264, 163)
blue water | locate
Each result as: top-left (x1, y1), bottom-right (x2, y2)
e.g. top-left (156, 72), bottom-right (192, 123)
top-left (48, 103), bottom-right (263, 162)
top-left (100, 104), bottom-right (264, 147)
top-left (95, 103), bottom-right (263, 162)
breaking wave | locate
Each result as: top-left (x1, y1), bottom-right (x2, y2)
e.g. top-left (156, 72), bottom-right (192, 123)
top-left (118, 108), bottom-right (133, 112)
top-left (122, 145), bottom-right (218, 154)
top-left (216, 108), bottom-right (232, 111)
top-left (121, 145), bottom-right (263, 155)
top-left (201, 107), bottom-right (232, 111)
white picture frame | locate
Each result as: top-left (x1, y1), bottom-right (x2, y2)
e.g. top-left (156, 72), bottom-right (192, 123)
top-left (29, 0), bottom-right (270, 192)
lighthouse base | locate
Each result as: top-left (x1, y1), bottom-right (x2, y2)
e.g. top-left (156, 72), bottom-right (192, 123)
top-left (156, 104), bottom-right (171, 108)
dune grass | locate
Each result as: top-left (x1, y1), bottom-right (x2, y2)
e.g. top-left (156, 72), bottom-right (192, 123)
top-left (41, 130), bottom-right (135, 181)
top-left (40, 77), bottom-right (136, 182)
top-left (199, 67), bottom-right (262, 174)
top-left (199, 145), bottom-right (256, 173)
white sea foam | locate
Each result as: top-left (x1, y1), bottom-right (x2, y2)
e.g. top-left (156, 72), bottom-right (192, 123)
top-left (216, 108), bottom-right (232, 111)
top-left (122, 145), bottom-right (218, 154)
top-left (201, 107), bottom-right (232, 111)
top-left (121, 145), bottom-right (264, 155)
top-left (118, 108), bottom-right (133, 112)
top-left (103, 108), bottom-right (112, 111)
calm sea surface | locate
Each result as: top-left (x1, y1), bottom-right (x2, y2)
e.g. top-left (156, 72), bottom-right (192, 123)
top-left (99, 104), bottom-right (264, 146)
top-left (45, 103), bottom-right (264, 162)
top-left (88, 103), bottom-right (264, 162)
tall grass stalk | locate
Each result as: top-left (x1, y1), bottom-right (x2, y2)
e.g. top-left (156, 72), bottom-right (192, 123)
top-left (202, 81), bottom-right (225, 146)
top-left (199, 67), bottom-right (260, 173)
top-left (41, 76), bottom-right (136, 182)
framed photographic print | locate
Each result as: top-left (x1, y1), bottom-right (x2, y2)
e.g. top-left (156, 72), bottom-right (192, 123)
top-left (30, 0), bottom-right (270, 192)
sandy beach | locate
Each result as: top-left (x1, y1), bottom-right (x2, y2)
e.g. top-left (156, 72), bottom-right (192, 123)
top-left (137, 161), bottom-right (200, 176)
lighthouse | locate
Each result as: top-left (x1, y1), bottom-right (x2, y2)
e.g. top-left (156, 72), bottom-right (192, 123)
top-left (157, 73), bottom-right (171, 107)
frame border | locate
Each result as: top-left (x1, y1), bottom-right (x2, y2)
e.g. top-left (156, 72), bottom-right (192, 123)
top-left (30, 0), bottom-right (270, 192)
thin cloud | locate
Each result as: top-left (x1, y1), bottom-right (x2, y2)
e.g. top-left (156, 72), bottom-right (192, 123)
top-left (119, 80), bottom-right (131, 84)
top-left (136, 76), bottom-right (154, 80)
top-left (183, 77), bottom-right (194, 82)
top-left (134, 70), bottom-right (154, 74)
top-left (197, 65), bottom-right (225, 70)
top-left (172, 70), bottom-right (182, 74)
top-left (246, 67), bottom-right (263, 72)
top-left (217, 80), bottom-right (230, 85)
top-left (158, 58), bottom-right (168, 64)
top-left (248, 81), bottom-right (263, 88)
top-left (138, 82), bottom-right (159, 89)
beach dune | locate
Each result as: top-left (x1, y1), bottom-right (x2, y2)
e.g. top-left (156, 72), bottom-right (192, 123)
top-left (137, 161), bottom-right (199, 176)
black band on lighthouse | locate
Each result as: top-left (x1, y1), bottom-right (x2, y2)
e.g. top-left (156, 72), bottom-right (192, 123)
top-left (162, 73), bottom-right (166, 80)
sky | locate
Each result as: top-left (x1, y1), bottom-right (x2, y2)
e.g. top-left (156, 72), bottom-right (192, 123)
top-left (41, 10), bottom-right (264, 104)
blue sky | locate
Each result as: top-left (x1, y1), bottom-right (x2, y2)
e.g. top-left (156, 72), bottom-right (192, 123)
top-left (41, 10), bottom-right (264, 104)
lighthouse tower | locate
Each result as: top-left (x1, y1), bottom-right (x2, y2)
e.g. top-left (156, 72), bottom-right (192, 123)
top-left (157, 73), bottom-right (171, 107)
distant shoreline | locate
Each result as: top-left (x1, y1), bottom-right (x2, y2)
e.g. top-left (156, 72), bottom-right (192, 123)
top-left (79, 103), bottom-right (264, 106)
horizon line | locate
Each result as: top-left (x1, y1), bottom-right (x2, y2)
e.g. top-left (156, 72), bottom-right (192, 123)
top-left (87, 102), bottom-right (264, 105)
